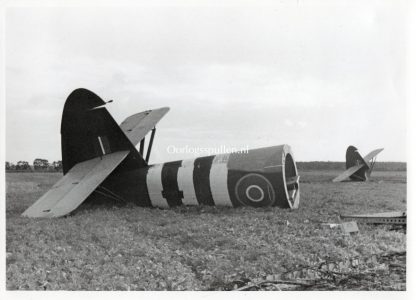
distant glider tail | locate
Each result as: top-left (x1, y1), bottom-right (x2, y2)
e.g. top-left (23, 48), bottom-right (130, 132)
top-left (346, 146), bottom-right (368, 169)
top-left (345, 145), bottom-right (369, 181)
top-left (333, 146), bottom-right (384, 182)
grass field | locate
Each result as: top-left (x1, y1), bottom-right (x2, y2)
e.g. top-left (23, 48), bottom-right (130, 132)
top-left (6, 170), bottom-right (406, 291)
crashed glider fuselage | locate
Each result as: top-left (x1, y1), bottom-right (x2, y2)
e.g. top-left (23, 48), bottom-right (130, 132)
top-left (22, 88), bottom-right (300, 218)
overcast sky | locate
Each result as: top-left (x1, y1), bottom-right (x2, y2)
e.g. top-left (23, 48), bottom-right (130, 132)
top-left (5, 0), bottom-right (409, 164)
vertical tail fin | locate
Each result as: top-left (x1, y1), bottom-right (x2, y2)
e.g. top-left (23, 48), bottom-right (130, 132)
top-left (61, 88), bottom-right (146, 174)
top-left (346, 146), bottom-right (369, 169)
top-left (345, 145), bottom-right (369, 181)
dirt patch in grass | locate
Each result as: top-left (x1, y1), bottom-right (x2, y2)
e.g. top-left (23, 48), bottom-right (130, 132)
top-left (6, 170), bottom-right (406, 290)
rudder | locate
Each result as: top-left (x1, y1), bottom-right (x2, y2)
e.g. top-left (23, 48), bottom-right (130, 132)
top-left (345, 145), bottom-right (369, 181)
top-left (61, 88), bottom-right (146, 174)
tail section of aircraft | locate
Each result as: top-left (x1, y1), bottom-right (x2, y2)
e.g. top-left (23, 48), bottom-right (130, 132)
top-left (333, 145), bottom-right (383, 182)
top-left (23, 88), bottom-right (159, 217)
top-left (23, 88), bottom-right (301, 218)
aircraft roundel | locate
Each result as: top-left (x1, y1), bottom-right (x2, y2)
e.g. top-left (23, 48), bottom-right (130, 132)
top-left (234, 173), bottom-right (275, 207)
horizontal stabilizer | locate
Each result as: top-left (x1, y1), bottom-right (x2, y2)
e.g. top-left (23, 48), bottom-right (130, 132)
top-left (363, 148), bottom-right (384, 164)
top-left (120, 107), bottom-right (169, 146)
top-left (332, 164), bottom-right (365, 182)
top-left (22, 151), bottom-right (129, 218)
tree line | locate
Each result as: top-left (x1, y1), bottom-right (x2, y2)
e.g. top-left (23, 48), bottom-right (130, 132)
top-left (5, 159), bottom-right (406, 172)
top-left (5, 159), bottom-right (62, 172)
top-left (296, 161), bottom-right (406, 172)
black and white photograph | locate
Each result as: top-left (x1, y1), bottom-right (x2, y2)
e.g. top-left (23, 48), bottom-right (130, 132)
top-left (1, 0), bottom-right (413, 296)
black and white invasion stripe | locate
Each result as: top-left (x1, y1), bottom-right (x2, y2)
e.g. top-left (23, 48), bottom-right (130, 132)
top-left (145, 153), bottom-right (233, 208)
top-left (142, 144), bottom-right (298, 209)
